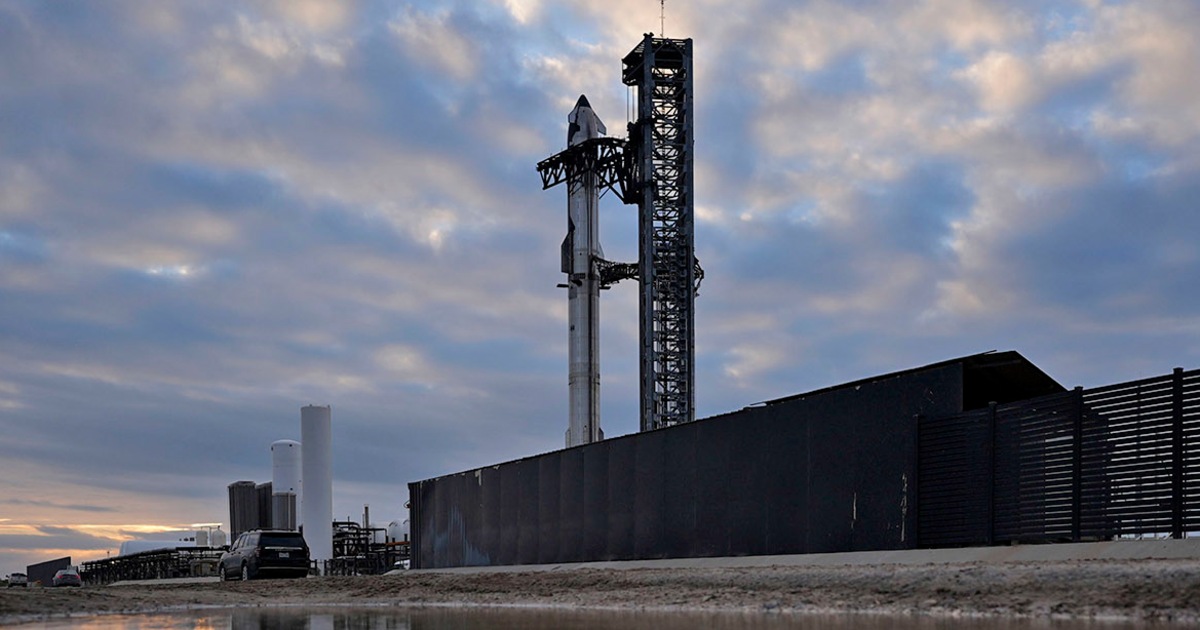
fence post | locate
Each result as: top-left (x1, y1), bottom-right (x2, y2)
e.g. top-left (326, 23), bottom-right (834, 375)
top-left (1173, 367), bottom-right (1184, 540)
top-left (987, 402), bottom-right (996, 546)
top-left (1072, 386), bottom-right (1083, 543)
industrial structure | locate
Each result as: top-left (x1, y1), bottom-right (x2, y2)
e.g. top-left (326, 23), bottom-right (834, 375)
top-left (79, 510), bottom-right (408, 585)
top-left (539, 34), bottom-right (700, 440)
top-left (81, 528), bottom-right (230, 584)
top-left (255, 482), bottom-right (273, 530)
top-left (324, 512), bottom-right (411, 576)
top-left (227, 406), bottom-right (335, 571)
top-left (412, 33), bottom-right (1200, 570)
top-left (301, 404), bottom-right (334, 566)
top-left (80, 404), bottom-right (409, 584)
top-left (82, 547), bottom-right (224, 584)
top-left (271, 439), bottom-right (301, 530)
top-left (227, 480), bottom-right (261, 541)
top-left (230, 441), bottom-right (302, 535)
top-left (622, 35), bottom-right (700, 431)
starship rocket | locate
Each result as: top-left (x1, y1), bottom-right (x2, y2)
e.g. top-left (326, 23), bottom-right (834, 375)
top-left (564, 95), bottom-right (606, 448)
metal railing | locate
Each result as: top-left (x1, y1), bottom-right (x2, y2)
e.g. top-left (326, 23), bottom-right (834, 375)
top-left (81, 548), bottom-right (224, 585)
top-left (918, 368), bottom-right (1200, 547)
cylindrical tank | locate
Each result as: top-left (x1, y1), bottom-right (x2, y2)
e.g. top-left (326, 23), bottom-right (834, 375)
top-left (386, 519), bottom-right (410, 543)
top-left (210, 527), bottom-right (227, 548)
top-left (301, 405), bottom-right (333, 567)
top-left (272, 492), bottom-right (297, 530)
top-left (227, 480), bottom-right (258, 541)
top-left (196, 529), bottom-right (209, 547)
top-left (271, 439), bottom-right (302, 496)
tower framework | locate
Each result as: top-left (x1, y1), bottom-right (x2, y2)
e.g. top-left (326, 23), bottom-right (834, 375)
top-left (623, 35), bottom-right (698, 431)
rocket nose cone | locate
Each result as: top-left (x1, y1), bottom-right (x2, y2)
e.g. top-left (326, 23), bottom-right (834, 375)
top-left (567, 94), bottom-right (604, 146)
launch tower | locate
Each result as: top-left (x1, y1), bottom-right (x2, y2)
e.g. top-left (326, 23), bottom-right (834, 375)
top-left (623, 35), bottom-right (699, 431)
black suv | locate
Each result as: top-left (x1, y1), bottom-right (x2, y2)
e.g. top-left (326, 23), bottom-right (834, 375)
top-left (218, 530), bottom-right (310, 580)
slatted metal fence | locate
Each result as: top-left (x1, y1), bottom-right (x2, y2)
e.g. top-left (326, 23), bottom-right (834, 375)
top-left (918, 368), bottom-right (1200, 547)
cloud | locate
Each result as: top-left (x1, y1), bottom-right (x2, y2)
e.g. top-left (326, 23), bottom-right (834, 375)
top-left (959, 51), bottom-right (1037, 113)
top-left (388, 7), bottom-right (481, 81)
top-left (0, 527), bottom-right (119, 553)
top-left (2, 500), bottom-right (116, 514)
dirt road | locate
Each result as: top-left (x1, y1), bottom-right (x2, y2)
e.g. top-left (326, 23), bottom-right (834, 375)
top-left (3, 559), bottom-right (1199, 625)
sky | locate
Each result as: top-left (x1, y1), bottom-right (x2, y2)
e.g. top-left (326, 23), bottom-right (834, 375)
top-left (2, 0), bottom-right (1199, 575)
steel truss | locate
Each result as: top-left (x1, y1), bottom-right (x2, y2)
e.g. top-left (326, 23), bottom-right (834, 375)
top-left (536, 137), bottom-right (630, 195)
top-left (537, 136), bottom-right (640, 279)
top-left (623, 35), bottom-right (699, 432)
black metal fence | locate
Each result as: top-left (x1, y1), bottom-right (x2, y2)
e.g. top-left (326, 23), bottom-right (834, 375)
top-left (918, 368), bottom-right (1200, 547)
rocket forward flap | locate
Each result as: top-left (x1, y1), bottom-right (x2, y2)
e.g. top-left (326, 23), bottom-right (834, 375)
top-left (562, 216), bottom-right (575, 274)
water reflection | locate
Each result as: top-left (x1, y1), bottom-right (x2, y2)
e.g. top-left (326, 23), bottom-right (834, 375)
top-left (17, 607), bottom-right (1150, 629)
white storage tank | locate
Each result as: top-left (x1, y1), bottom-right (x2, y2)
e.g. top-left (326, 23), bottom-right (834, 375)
top-left (272, 439), bottom-right (302, 530)
top-left (210, 527), bottom-right (227, 548)
top-left (387, 519), bottom-right (410, 543)
top-left (301, 405), bottom-right (333, 568)
top-left (271, 439), bottom-right (302, 495)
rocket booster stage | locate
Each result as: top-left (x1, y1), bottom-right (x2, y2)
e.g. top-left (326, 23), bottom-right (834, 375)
top-left (564, 95), bottom-right (605, 448)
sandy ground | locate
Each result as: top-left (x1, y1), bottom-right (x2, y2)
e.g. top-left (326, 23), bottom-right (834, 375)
top-left (3, 559), bottom-right (1200, 625)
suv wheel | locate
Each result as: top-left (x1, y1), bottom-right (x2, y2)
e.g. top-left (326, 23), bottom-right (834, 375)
top-left (241, 564), bottom-right (250, 581)
top-left (218, 565), bottom-right (227, 581)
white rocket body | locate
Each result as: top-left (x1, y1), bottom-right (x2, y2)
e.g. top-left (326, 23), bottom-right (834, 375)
top-left (564, 95), bottom-right (605, 448)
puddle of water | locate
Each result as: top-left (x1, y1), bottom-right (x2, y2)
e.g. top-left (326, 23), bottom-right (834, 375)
top-left (12, 607), bottom-right (1152, 629)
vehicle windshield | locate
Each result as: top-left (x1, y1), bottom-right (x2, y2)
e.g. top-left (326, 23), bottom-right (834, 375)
top-left (260, 534), bottom-right (305, 548)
